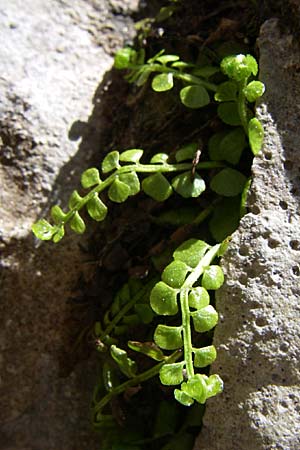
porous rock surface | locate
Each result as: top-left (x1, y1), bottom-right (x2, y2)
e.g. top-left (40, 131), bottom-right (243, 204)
top-left (195, 19), bottom-right (300, 450)
top-left (0, 1), bottom-right (137, 449)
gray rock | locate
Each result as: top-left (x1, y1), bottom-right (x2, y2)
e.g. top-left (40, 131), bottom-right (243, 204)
top-left (0, 0), bottom-right (137, 241)
top-left (0, 1), bottom-right (137, 448)
top-left (195, 19), bottom-right (300, 450)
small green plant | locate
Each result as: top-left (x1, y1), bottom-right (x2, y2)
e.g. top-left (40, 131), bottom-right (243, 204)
top-left (114, 47), bottom-right (218, 109)
top-left (91, 238), bottom-right (225, 423)
top-left (214, 54), bottom-right (265, 155)
top-left (32, 53), bottom-right (264, 244)
top-left (94, 277), bottom-right (157, 348)
top-left (150, 239), bottom-right (224, 406)
top-left (115, 49), bottom-right (264, 154)
top-left (32, 148), bottom-right (224, 243)
top-left (32, 47), bottom-right (265, 450)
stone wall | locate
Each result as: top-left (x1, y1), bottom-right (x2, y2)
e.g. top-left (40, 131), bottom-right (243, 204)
top-left (0, 1), bottom-right (137, 449)
top-left (195, 18), bottom-right (300, 450)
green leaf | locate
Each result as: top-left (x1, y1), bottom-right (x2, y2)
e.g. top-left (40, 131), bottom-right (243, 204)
top-left (154, 207), bottom-right (198, 227)
top-left (171, 61), bottom-right (192, 70)
top-left (122, 314), bottom-right (140, 326)
top-left (219, 128), bottom-right (247, 165)
top-left (119, 149), bottom-right (143, 163)
top-left (208, 132), bottom-right (227, 161)
top-left (150, 282), bottom-right (178, 315)
top-left (209, 196), bottom-right (241, 241)
top-left (202, 266), bottom-right (224, 290)
top-left (244, 81), bottom-right (265, 102)
top-left (52, 226), bottom-right (65, 243)
top-left (114, 47), bottom-right (137, 69)
top-left (114, 325), bottom-right (128, 336)
top-left (102, 151), bottom-right (120, 173)
top-left (134, 304), bottom-right (154, 324)
top-left (50, 205), bottom-right (67, 224)
top-left (180, 85), bottom-right (210, 109)
top-left (162, 260), bottom-right (189, 288)
top-left (87, 195), bottom-right (107, 221)
top-left (136, 48), bottom-right (145, 65)
top-left (192, 305), bottom-right (218, 332)
top-left (240, 178), bottom-right (251, 217)
top-left (154, 324), bottom-right (183, 350)
top-left (188, 287), bottom-right (210, 310)
top-left (248, 117), bottom-right (264, 155)
top-left (205, 374), bottom-right (224, 399)
top-left (210, 168), bottom-right (247, 197)
top-left (193, 345), bottom-right (217, 368)
top-left (94, 321), bottom-right (103, 336)
top-left (108, 178), bottom-right (131, 203)
top-left (174, 389), bottom-right (194, 406)
top-left (103, 362), bottom-right (120, 392)
top-left (136, 68), bottom-right (152, 86)
top-left (110, 345), bottom-right (137, 378)
top-left (214, 81), bottom-right (238, 102)
top-left (147, 49), bottom-right (165, 64)
top-left (172, 171), bottom-right (206, 198)
top-left (173, 239), bottom-right (209, 268)
top-left (156, 6), bottom-right (177, 22)
top-left (70, 211), bottom-right (86, 234)
top-left (119, 172), bottom-right (140, 195)
top-left (152, 73), bottom-right (174, 92)
top-left (217, 238), bottom-right (230, 257)
top-left (208, 129), bottom-right (246, 165)
top-left (221, 54), bottom-right (258, 81)
top-left (150, 153), bottom-right (169, 164)
top-left (32, 219), bottom-right (55, 241)
top-left (175, 143), bottom-right (198, 162)
top-left (81, 168), bottom-right (101, 188)
top-left (181, 374), bottom-right (207, 404)
top-left (192, 65), bottom-right (219, 78)
top-left (142, 173), bottom-right (173, 202)
top-left (217, 102), bottom-right (241, 126)
top-left (68, 190), bottom-right (83, 209)
top-left (159, 362), bottom-right (185, 385)
top-left (128, 341), bottom-right (165, 361)
top-left (156, 54), bottom-right (180, 64)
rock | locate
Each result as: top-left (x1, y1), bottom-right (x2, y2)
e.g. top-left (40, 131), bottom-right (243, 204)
top-left (195, 19), bottom-right (300, 450)
top-left (0, 1), bottom-right (137, 449)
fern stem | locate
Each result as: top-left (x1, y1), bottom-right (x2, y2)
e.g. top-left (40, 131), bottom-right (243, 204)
top-left (238, 78), bottom-right (249, 134)
top-left (99, 280), bottom-right (155, 341)
top-left (183, 243), bottom-right (221, 289)
top-left (57, 161), bottom-right (224, 228)
top-left (92, 349), bottom-right (182, 417)
top-left (179, 243), bottom-right (221, 379)
top-left (180, 288), bottom-right (194, 379)
top-left (129, 63), bottom-right (218, 92)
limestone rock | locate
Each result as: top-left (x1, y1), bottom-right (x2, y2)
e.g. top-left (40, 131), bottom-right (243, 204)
top-left (195, 19), bottom-right (300, 450)
top-left (0, 1), bottom-right (137, 448)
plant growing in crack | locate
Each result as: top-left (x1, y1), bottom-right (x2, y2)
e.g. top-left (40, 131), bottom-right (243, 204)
top-left (91, 238), bottom-right (226, 426)
top-left (31, 48), bottom-right (265, 449)
top-left (32, 148), bottom-right (224, 243)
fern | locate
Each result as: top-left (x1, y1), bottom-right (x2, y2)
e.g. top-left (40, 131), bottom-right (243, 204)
top-left (150, 238), bottom-right (225, 405)
top-left (94, 277), bottom-right (157, 348)
top-left (91, 238), bottom-right (227, 427)
top-left (32, 147), bottom-right (223, 242)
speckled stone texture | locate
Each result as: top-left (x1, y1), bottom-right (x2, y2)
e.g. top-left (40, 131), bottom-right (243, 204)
top-left (0, 1), bottom-right (137, 449)
top-left (194, 19), bottom-right (300, 450)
